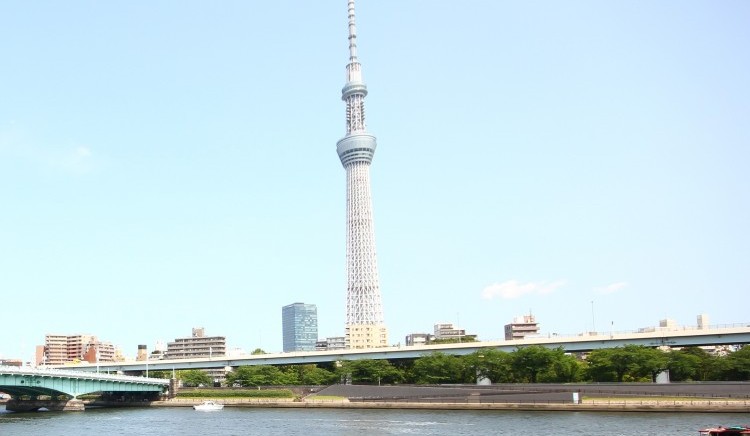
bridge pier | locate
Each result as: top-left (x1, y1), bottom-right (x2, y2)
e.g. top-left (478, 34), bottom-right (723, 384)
top-left (169, 378), bottom-right (179, 399)
top-left (5, 398), bottom-right (85, 412)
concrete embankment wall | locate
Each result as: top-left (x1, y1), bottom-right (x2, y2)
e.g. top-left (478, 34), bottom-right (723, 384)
top-left (151, 398), bottom-right (295, 407)
top-left (149, 398), bottom-right (750, 413)
top-left (149, 383), bottom-right (750, 413)
top-left (5, 399), bottom-right (85, 412)
top-left (300, 400), bottom-right (750, 413)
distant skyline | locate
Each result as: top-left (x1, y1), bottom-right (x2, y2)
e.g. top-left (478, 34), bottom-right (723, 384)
top-left (1, 1), bottom-right (749, 362)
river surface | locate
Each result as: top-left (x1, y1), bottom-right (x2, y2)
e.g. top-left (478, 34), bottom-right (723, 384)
top-left (0, 404), bottom-right (746, 435)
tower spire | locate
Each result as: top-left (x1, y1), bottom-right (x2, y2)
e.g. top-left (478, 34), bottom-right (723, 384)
top-left (347, 0), bottom-right (359, 64)
top-left (342, 0), bottom-right (368, 135)
top-left (336, 0), bottom-right (387, 349)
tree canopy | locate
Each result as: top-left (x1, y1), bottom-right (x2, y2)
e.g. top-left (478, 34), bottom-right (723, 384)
top-left (338, 359), bottom-right (404, 384)
top-left (178, 369), bottom-right (212, 387)
top-left (587, 345), bottom-right (670, 382)
top-left (213, 345), bottom-right (748, 387)
top-left (225, 365), bottom-right (295, 387)
top-left (410, 352), bottom-right (468, 384)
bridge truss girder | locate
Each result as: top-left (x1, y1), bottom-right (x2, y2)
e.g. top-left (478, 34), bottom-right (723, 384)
top-left (0, 372), bottom-right (164, 399)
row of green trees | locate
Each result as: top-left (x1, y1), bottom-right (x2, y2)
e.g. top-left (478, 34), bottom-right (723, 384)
top-left (155, 345), bottom-right (750, 386)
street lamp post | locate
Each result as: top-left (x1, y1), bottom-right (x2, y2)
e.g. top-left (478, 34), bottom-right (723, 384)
top-left (591, 300), bottom-right (596, 333)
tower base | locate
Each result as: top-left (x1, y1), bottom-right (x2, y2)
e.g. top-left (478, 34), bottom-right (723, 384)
top-left (345, 324), bottom-right (388, 349)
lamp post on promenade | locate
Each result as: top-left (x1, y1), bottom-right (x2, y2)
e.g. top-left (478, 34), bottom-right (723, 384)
top-left (591, 300), bottom-right (596, 333)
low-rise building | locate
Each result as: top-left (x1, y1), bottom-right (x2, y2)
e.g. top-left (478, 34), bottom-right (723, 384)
top-left (136, 344), bottom-right (148, 361)
top-left (434, 323), bottom-right (466, 340)
top-left (315, 336), bottom-right (346, 351)
top-left (504, 315), bottom-right (540, 340)
top-left (405, 333), bottom-right (433, 346)
top-left (165, 327), bottom-right (226, 359)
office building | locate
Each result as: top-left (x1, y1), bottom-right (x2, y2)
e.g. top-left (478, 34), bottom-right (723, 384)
top-left (282, 302), bottom-right (318, 352)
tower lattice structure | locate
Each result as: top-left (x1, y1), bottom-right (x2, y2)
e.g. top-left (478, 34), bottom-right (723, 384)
top-left (336, 0), bottom-right (387, 349)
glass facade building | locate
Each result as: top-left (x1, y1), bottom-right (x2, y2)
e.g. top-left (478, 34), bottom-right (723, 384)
top-left (282, 303), bottom-right (318, 352)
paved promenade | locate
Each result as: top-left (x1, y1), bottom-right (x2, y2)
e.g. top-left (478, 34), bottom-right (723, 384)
top-left (316, 382), bottom-right (750, 402)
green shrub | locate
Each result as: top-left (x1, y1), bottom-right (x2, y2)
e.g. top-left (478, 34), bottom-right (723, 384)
top-left (175, 389), bottom-right (294, 399)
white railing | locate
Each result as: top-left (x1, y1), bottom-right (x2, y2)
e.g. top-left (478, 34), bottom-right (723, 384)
top-left (583, 399), bottom-right (750, 407)
top-left (452, 322), bottom-right (750, 345)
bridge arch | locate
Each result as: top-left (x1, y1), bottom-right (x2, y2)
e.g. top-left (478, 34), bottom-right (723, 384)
top-left (0, 366), bottom-right (169, 411)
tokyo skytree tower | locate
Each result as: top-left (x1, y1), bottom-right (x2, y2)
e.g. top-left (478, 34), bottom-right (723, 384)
top-left (336, 0), bottom-right (388, 349)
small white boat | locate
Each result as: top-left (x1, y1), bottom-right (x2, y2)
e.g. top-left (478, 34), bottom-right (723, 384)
top-left (193, 400), bottom-right (224, 411)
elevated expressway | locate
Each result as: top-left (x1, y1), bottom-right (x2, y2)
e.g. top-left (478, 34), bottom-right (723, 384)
top-left (55, 324), bottom-right (750, 374)
top-left (0, 366), bottom-right (169, 411)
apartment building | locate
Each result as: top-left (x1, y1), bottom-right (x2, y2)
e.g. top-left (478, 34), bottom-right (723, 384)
top-left (165, 327), bottom-right (226, 359)
top-left (38, 334), bottom-right (117, 365)
top-left (504, 314), bottom-right (540, 340)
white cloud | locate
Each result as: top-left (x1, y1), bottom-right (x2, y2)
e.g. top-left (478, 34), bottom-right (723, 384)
top-left (75, 146), bottom-right (92, 158)
top-left (0, 124), bottom-right (98, 174)
top-left (481, 279), bottom-right (566, 300)
top-left (57, 145), bottom-right (94, 173)
top-left (594, 281), bottom-right (627, 295)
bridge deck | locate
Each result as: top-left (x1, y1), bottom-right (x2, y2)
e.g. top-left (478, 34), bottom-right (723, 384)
top-left (0, 366), bottom-right (168, 398)
top-left (48, 324), bottom-right (750, 373)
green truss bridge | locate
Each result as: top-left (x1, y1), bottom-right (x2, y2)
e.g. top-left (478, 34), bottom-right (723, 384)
top-left (0, 366), bottom-right (169, 411)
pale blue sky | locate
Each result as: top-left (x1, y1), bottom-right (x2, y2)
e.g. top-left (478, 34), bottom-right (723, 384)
top-left (1, 1), bottom-right (748, 362)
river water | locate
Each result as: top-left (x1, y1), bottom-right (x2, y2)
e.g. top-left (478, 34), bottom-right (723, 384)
top-left (0, 405), bottom-right (746, 435)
